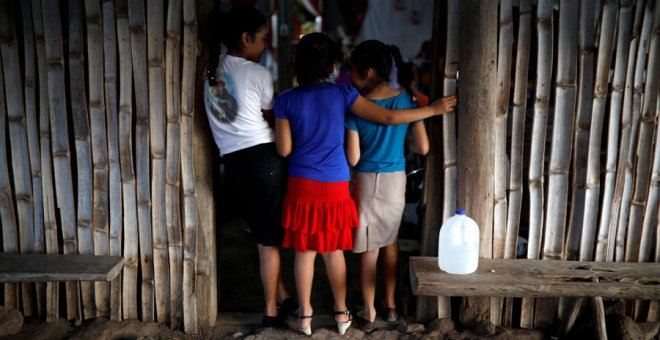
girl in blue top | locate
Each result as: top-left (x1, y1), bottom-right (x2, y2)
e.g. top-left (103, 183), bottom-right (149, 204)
top-left (345, 40), bottom-right (429, 332)
top-left (274, 32), bottom-right (456, 336)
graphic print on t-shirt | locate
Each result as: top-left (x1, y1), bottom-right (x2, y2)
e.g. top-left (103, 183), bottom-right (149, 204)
top-left (208, 72), bottom-right (239, 123)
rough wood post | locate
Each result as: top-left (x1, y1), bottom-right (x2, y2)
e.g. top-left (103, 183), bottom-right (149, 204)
top-left (456, 0), bottom-right (497, 327)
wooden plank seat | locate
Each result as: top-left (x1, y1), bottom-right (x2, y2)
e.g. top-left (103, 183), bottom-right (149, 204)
top-left (410, 256), bottom-right (660, 299)
top-left (0, 253), bottom-right (123, 283)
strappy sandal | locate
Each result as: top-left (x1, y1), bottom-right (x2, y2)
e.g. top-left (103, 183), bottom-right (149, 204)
top-left (260, 315), bottom-right (287, 329)
top-left (334, 310), bottom-right (352, 335)
top-left (295, 310), bottom-right (313, 336)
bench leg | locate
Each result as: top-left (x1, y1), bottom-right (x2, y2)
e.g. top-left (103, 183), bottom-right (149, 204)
top-left (592, 296), bottom-right (608, 340)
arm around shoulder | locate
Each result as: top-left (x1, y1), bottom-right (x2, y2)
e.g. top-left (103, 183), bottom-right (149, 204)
top-left (351, 95), bottom-right (457, 125)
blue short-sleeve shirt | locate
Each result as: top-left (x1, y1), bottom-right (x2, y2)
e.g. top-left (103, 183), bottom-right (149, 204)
top-left (345, 91), bottom-right (418, 172)
top-left (275, 83), bottom-right (359, 182)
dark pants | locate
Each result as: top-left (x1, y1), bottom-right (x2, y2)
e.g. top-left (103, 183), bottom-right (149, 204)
top-left (223, 142), bottom-right (287, 246)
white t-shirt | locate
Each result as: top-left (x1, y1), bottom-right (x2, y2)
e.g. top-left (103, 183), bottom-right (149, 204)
top-left (204, 55), bottom-right (275, 156)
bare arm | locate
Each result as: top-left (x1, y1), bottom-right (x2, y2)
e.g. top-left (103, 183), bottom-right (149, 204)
top-left (409, 121), bottom-right (429, 155)
top-left (351, 95), bottom-right (457, 125)
top-left (345, 128), bottom-right (360, 166)
top-left (275, 118), bottom-right (292, 157)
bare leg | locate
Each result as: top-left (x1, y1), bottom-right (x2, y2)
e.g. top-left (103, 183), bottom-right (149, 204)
top-left (381, 242), bottom-right (398, 310)
top-left (295, 250), bottom-right (317, 329)
top-left (258, 245), bottom-right (282, 317)
top-left (321, 250), bottom-right (350, 323)
top-left (359, 249), bottom-right (380, 322)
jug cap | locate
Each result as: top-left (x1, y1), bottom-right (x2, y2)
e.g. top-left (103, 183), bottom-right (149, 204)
top-left (455, 208), bottom-right (466, 216)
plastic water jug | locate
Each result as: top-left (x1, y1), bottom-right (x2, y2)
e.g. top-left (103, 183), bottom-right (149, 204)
top-left (438, 209), bottom-right (480, 274)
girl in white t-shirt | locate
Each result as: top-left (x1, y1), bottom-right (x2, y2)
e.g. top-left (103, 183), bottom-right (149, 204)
top-left (204, 5), bottom-right (295, 328)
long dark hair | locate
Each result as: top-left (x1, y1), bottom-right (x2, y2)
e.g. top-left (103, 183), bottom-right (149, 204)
top-left (206, 6), bottom-right (267, 86)
top-left (294, 32), bottom-right (339, 86)
top-left (350, 40), bottom-right (416, 103)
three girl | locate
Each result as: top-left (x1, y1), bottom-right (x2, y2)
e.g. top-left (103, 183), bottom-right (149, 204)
top-left (274, 32), bottom-right (456, 335)
top-left (346, 40), bottom-right (429, 332)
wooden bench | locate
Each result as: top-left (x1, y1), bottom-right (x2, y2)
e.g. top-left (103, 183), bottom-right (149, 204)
top-left (0, 253), bottom-right (124, 283)
top-left (410, 256), bottom-right (660, 337)
top-left (410, 256), bottom-right (660, 299)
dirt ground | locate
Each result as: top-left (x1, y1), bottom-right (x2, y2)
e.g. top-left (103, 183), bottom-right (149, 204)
top-left (5, 313), bottom-right (552, 339)
top-left (3, 218), bottom-right (552, 339)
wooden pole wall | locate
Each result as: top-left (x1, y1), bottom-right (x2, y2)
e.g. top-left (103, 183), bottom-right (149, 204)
top-left (1, 0), bottom-right (659, 334)
top-left (0, 0), bottom-right (209, 333)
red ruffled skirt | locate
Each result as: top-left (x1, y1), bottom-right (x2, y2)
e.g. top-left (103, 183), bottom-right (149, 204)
top-left (281, 176), bottom-right (359, 252)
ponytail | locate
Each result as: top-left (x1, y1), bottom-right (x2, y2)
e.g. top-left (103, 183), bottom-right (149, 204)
top-left (388, 45), bottom-right (417, 104)
top-left (206, 6), bottom-right (267, 86)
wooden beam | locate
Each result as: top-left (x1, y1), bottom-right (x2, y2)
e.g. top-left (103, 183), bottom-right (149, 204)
top-left (0, 253), bottom-right (123, 283)
top-left (410, 257), bottom-right (660, 299)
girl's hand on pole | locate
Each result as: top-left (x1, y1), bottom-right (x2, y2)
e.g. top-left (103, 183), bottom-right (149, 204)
top-left (431, 96), bottom-right (457, 115)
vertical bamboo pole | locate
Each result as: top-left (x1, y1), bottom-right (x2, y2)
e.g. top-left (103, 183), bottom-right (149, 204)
top-left (651, 104), bottom-right (660, 322)
top-left (505, 0), bottom-right (532, 263)
top-left (0, 45), bottom-right (19, 310)
top-left (181, 0), bottom-right (198, 332)
top-left (193, 69), bottom-right (217, 330)
top-left (598, 0), bottom-right (633, 264)
top-left (566, 0), bottom-right (596, 262)
top-left (166, 0), bottom-right (183, 328)
top-left (0, 1), bottom-right (36, 317)
top-left (640, 112), bottom-right (660, 262)
top-left (615, 0), bottom-right (654, 262)
top-left (102, 0), bottom-right (122, 321)
top-left (41, 0), bottom-right (80, 320)
top-left (538, 1), bottom-right (579, 330)
top-left (146, 0), bottom-right (170, 324)
top-left (613, 0), bottom-right (646, 262)
top-left (128, 0), bottom-right (155, 321)
top-left (494, 0), bottom-right (512, 264)
top-left (116, 0), bottom-right (138, 320)
top-left (21, 0), bottom-right (45, 316)
top-left (438, 0), bottom-right (460, 320)
top-left (625, 1), bottom-right (660, 263)
top-left (582, 0), bottom-right (618, 262)
top-left (522, 0), bottom-right (553, 329)
top-left (84, 0), bottom-right (111, 318)
top-left (504, 0), bottom-right (532, 327)
top-left (68, 0), bottom-right (96, 319)
top-left (491, 0), bottom-right (513, 326)
top-left (32, 0), bottom-right (59, 321)
top-left (544, 0), bottom-right (579, 262)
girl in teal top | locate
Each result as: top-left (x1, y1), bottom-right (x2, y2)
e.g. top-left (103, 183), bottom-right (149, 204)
top-left (345, 40), bottom-right (429, 333)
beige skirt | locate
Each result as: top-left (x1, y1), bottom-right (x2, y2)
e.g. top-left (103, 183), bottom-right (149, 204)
top-left (351, 171), bottom-right (406, 253)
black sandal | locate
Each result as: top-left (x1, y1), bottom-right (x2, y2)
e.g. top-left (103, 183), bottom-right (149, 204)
top-left (260, 315), bottom-right (287, 329)
top-left (277, 297), bottom-right (298, 317)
